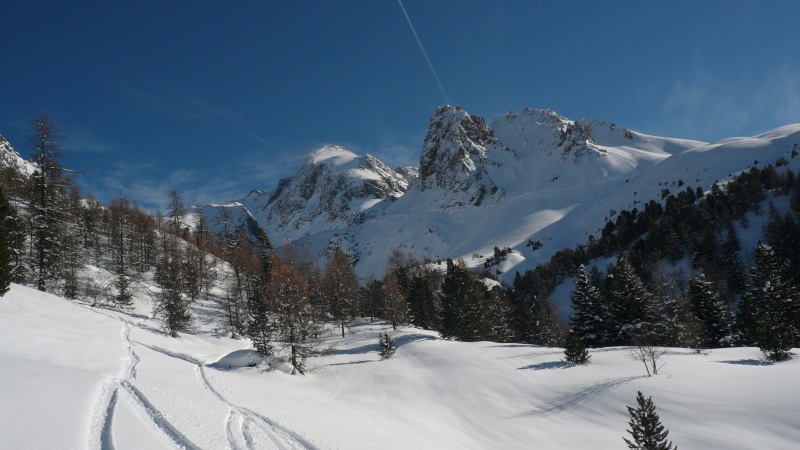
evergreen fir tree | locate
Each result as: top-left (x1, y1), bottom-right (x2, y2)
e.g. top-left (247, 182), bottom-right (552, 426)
top-left (756, 313), bottom-right (793, 361)
top-left (606, 258), bottom-right (654, 345)
top-left (563, 330), bottom-right (591, 365)
top-left (721, 223), bottom-right (746, 295)
top-left (687, 275), bottom-right (736, 348)
top-left (377, 332), bottom-right (397, 360)
top-left (738, 243), bottom-right (800, 346)
top-left (623, 391), bottom-right (677, 450)
top-left (485, 286), bottom-right (514, 343)
top-left (570, 264), bottom-right (606, 347)
top-left (110, 198), bottom-right (134, 307)
top-left (439, 259), bottom-right (468, 340)
top-left (406, 268), bottom-right (440, 330)
top-left (156, 254), bottom-right (191, 338)
top-left (248, 294), bottom-right (275, 357)
top-left (439, 259), bottom-right (484, 341)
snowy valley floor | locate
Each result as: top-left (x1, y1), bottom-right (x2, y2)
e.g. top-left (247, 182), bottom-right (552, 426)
top-left (2, 283), bottom-right (799, 449)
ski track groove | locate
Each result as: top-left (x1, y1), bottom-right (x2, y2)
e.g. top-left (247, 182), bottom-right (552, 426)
top-left (99, 388), bottom-right (119, 450)
top-left (81, 304), bottom-right (318, 450)
top-left (517, 375), bottom-right (644, 418)
top-left (197, 364), bottom-right (317, 450)
top-left (115, 316), bottom-right (202, 450)
top-left (121, 382), bottom-right (202, 450)
top-left (89, 317), bottom-right (135, 450)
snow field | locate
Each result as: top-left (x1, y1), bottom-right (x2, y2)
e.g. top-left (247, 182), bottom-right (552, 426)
top-left (1, 284), bottom-right (799, 449)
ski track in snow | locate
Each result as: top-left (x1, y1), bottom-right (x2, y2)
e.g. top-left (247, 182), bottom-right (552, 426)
top-left (197, 357), bottom-right (318, 449)
top-left (131, 337), bottom-right (317, 449)
top-left (88, 316), bottom-right (203, 450)
top-left (84, 307), bottom-right (317, 450)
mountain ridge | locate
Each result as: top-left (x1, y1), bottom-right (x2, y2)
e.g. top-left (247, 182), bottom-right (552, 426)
top-left (215, 106), bottom-right (800, 284)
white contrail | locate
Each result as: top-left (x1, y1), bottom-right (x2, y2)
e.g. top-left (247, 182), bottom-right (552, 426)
top-left (396, 0), bottom-right (450, 105)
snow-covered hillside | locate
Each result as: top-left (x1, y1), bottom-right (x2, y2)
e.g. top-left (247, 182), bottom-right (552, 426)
top-left (2, 283), bottom-right (799, 449)
top-left (0, 133), bottom-right (36, 176)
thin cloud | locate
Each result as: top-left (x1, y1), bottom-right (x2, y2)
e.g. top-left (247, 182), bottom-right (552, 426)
top-left (186, 97), bottom-right (244, 123)
top-left (654, 66), bottom-right (800, 141)
top-left (113, 79), bottom-right (245, 125)
top-left (61, 129), bottom-right (116, 154)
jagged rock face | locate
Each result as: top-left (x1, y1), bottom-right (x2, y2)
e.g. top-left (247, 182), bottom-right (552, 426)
top-left (261, 145), bottom-right (411, 241)
top-left (418, 106), bottom-right (506, 207)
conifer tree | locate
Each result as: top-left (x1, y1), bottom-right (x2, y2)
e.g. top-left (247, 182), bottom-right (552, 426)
top-left (485, 286), bottom-right (514, 343)
top-left (377, 332), bottom-right (397, 360)
top-left (406, 267), bottom-right (440, 330)
top-left (563, 330), bottom-right (591, 365)
top-left (110, 198), bottom-right (134, 307)
top-left (323, 248), bottom-right (360, 337)
top-left (606, 258), bottom-right (654, 345)
top-left (166, 190), bottom-right (186, 236)
top-left (382, 271), bottom-right (408, 330)
top-left (738, 243), bottom-right (800, 346)
top-left (570, 264), bottom-right (606, 347)
top-left (439, 259), bottom-right (484, 341)
top-left (623, 391), bottom-right (676, 450)
top-left (721, 223), bottom-right (746, 295)
top-left (687, 275), bottom-right (736, 348)
top-left (27, 113), bottom-right (76, 292)
top-left (156, 252), bottom-right (191, 337)
top-left (248, 276), bottom-right (276, 357)
top-left (755, 312), bottom-right (793, 361)
top-left (0, 188), bottom-right (14, 296)
top-left (269, 257), bottom-right (333, 374)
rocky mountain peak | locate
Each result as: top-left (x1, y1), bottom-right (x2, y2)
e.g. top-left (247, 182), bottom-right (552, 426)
top-left (418, 105), bottom-right (506, 207)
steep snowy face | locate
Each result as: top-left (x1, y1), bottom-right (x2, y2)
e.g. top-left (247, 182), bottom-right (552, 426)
top-left (260, 145), bottom-right (411, 242)
top-left (0, 134), bottom-right (36, 175)
top-left (486, 108), bottom-right (704, 196)
top-left (418, 106), bottom-right (510, 207)
top-left (491, 108), bottom-right (597, 163)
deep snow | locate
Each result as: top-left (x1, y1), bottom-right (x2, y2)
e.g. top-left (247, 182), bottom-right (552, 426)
top-left (1, 283), bottom-right (799, 449)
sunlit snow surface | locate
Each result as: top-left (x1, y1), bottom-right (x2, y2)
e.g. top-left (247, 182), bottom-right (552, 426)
top-left (1, 284), bottom-right (799, 449)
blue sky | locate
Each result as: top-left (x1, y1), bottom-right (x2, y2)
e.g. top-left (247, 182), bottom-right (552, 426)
top-left (2, 1), bottom-right (799, 211)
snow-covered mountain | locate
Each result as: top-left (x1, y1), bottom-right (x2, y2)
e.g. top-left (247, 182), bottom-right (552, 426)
top-left (0, 134), bottom-right (36, 176)
top-left (210, 106), bottom-right (800, 282)
top-left (189, 199), bottom-right (266, 244)
top-left (205, 145), bottom-right (414, 246)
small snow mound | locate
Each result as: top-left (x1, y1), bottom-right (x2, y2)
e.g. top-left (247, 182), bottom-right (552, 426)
top-left (208, 349), bottom-right (266, 369)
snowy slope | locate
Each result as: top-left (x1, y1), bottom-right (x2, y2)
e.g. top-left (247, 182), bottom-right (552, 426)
top-left (1, 284), bottom-right (799, 449)
top-left (0, 133), bottom-right (37, 176)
